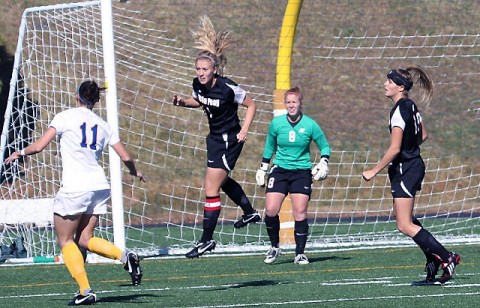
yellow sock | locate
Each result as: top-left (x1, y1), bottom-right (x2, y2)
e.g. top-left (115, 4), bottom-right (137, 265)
top-left (87, 237), bottom-right (122, 260)
top-left (62, 242), bottom-right (90, 295)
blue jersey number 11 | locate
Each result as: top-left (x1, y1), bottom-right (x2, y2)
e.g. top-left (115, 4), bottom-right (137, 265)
top-left (80, 122), bottom-right (98, 150)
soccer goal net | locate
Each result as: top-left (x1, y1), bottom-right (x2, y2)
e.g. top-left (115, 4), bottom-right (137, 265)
top-left (1, 0), bottom-right (479, 258)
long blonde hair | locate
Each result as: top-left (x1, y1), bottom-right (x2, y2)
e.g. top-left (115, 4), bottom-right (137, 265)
top-left (395, 65), bottom-right (434, 106)
top-left (191, 15), bottom-right (236, 76)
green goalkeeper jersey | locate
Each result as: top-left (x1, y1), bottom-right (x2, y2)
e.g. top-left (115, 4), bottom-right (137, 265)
top-left (263, 114), bottom-right (330, 170)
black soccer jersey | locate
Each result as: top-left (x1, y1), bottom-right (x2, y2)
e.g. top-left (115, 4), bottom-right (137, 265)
top-left (389, 98), bottom-right (423, 163)
top-left (192, 75), bottom-right (246, 135)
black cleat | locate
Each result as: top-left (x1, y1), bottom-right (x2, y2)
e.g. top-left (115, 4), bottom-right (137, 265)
top-left (185, 240), bottom-right (216, 258)
top-left (68, 291), bottom-right (96, 306)
top-left (438, 252), bottom-right (461, 284)
top-left (234, 211), bottom-right (261, 228)
top-left (425, 258), bottom-right (441, 282)
top-left (124, 251), bottom-right (143, 286)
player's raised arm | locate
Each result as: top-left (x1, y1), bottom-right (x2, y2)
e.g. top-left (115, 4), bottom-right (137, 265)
top-left (4, 127), bottom-right (57, 165)
top-left (173, 95), bottom-right (201, 108)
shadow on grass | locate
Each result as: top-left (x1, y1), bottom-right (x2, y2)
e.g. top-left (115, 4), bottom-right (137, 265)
top-left (308, 255), bottom-right (351, 263)
top-left (98, 293), bottom-right (161, 303)
top-left (273, 255), bottom-right (351, 265)
top-left (207, 279), bottom-right (287, 291)
top-left (118, 283), bottom-right (141, 287)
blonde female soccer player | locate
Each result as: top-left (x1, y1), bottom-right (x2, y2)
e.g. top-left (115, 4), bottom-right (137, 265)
top-left (173, 16), bottom-right (260, 258)
top-left (6, 80), bottom-right (145, 305)
top-left (362, 66), bottom-right (460, 284)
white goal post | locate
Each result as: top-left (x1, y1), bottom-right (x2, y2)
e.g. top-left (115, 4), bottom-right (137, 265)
top-left (1, 1), bottom-right (479, 259)
top-left (0, 0), bottom-right (127, 258)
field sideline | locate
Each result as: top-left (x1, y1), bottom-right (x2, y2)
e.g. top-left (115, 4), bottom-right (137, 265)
top-left (1, 244), bottom-right (480, 307)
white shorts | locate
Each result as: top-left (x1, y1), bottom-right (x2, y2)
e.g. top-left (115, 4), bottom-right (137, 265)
top-left (53, 189), bottom-right (110, 217)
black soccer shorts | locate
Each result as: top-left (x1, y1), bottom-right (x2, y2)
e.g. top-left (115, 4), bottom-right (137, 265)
top-left (388, 157), bottom-right (425, 198)
top-left (206, 131), bottom-right (244, 172)
top-left (265, 166), bottom-right (312, 197)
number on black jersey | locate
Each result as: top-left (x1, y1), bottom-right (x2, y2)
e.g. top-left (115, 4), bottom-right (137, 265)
top-left (413, 109), bottom-right (423, 145)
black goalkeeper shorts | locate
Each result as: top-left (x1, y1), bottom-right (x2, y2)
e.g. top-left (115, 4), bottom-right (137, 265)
top-left (265, 166), bottom-right (312, 197)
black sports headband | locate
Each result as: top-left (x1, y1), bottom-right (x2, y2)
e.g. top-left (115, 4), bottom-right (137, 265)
top-left (77, 88), bottom-right (90, 105)
top-left (387, 70), bottom-right (413, 90)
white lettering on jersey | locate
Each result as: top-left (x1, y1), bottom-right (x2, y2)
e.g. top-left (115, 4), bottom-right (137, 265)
top-left (198, 94), bottom-right (220, 107)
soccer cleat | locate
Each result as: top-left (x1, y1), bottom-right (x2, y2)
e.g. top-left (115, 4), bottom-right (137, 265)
top-left (264, 247), bottom-right (281, 264)
top-left (425, 258), bottom-right (441, 282)
top-left (294, 254), bottom-right (309, 265)
top-left (438, 252), bottom-right (461, 284)
top-left (185, 240), bottom-right (216, 258)
top-left (234, 211), bottom-right (261, 228)
top-left (124, 251), bottom-right (143, 286)
top-left (68, 290), bottom-right (96, 306)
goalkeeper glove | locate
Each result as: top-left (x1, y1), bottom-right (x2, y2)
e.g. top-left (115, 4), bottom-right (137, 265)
top-left (312, 157), bottom-right (329, 181)
top-left (256, 163), bottom-right (269, 187)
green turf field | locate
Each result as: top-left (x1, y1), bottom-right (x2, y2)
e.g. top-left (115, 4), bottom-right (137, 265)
top-left (1, 244), bottom-right (479, 307)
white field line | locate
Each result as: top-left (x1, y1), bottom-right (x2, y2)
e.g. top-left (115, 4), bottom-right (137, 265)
top-left (1, 274), bottom-right (479, 305)
top-left (188, 291), bottom-right (480, 308)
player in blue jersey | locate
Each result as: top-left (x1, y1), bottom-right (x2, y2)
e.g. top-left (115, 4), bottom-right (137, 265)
top-left (362, 66), bottom-right (460, 284)
top-left (172, 16), bottom-right (260, 258)
top-left (5, 80), bottom-right (145, 305)
top-left (255, 86), bottom-right (330, 265)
